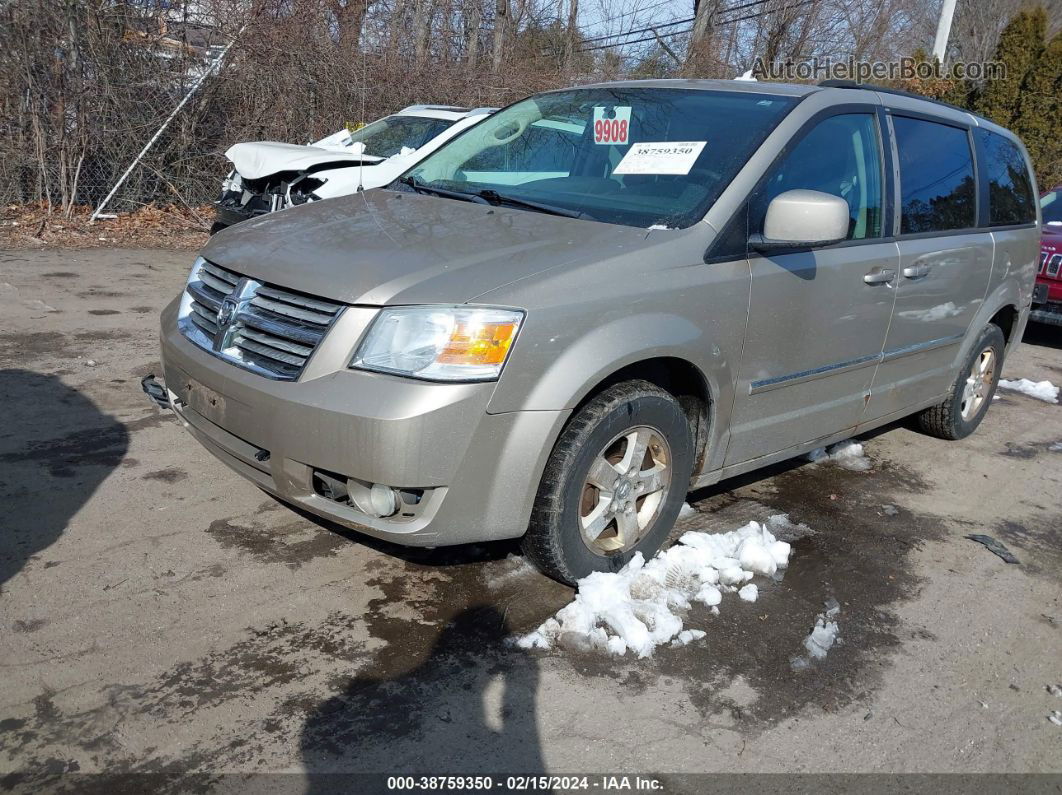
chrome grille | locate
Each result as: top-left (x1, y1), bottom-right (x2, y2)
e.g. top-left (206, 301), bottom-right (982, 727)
top-left (178, 259), bottom-right (344, 380)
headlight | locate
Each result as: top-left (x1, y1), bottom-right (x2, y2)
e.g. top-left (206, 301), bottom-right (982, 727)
top-left (350, 305), bottom-right (523, 382)
top-left (223, 171), bottom-right (242, 192)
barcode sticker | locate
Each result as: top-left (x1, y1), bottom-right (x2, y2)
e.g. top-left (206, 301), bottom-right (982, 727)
top-left (612, 141), bottom-right (707, 175)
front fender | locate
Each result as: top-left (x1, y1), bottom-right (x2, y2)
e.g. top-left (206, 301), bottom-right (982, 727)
top-left (489, 312), bottom-right (710, 412)
top-left (488, 311), bottom-right (741, 477)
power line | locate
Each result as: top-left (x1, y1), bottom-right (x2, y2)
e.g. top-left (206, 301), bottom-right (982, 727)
top-left (575, 0), bottom-right (815, 53)
top-left (719, 0), bottom-right (813, 24)
top-left (579, 15), bottom-right (694, 45)
top-left (579, 27), bottom-right (692, 51)
top-left (579, 0), bottom-right (688, 33)
top-left (582, 0), bottom-right (770, 34)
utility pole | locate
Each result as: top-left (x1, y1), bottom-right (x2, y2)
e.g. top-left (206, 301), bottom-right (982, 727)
top-left (932, 0), bottom-right (958, 62)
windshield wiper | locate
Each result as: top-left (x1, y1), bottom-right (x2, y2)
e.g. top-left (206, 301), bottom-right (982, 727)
top-left (398, 176), bottom-right (488, 204)
top-left (475, 189), bottom-right (593, 220)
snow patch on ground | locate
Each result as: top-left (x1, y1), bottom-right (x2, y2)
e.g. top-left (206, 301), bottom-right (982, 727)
top-left (485, 553), bottom-right (539, 589)
top-left (998, 378), bottom-right (1059, 404)
top-left (515, 515), bottom-right (805, 657)
top-left (791, 598), bottom-right (841, 670)
top-left (678, 502), bottom-right (697, 519)
top-left (806, 440), bottom-right (872, 471)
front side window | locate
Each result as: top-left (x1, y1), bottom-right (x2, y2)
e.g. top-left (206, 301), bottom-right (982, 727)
top-left (345, 116), bottom-right (455, 158)
top-left (976, 129), bottom-right (1036, 226)
top-left (404, 88), bottom-right (798, 228)
top-left (894, 116), bottom-right (976, 234)
top-left (758, 113), bottom-right (883, 240)
top-left (1041, 190), bottom-right (1062, 225)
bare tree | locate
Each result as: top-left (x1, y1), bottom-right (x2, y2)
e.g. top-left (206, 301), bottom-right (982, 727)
top-left (493, 0), bottom-right (509, 70)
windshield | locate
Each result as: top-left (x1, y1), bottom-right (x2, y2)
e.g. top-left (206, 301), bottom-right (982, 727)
top-left (343, 115), bottom-right (455, 158)
top-left (403, 87), bottom-right (797, 228)
top-left (1043, 191), bottom-right (1062, 225)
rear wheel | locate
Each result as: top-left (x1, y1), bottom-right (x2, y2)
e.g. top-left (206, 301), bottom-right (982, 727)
top-left (522, 380), bottom-right (694, 585)
top-left (915, 324), bottom-right (1005, 440)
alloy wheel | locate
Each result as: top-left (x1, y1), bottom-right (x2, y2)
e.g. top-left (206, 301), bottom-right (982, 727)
top-left (578, 426), bottom-right (672, 555)
top-left (960, 347), bottom-right (996, 421)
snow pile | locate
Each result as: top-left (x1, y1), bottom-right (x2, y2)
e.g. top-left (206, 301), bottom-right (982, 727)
top-left (998, 378), bottom-right (1059, 404)
top-left (806, 440), bottom-right (872, 471)
top-left (791, 598), bottom-right (841, 670)
top-left (515, 515), bottom-right (801, 657)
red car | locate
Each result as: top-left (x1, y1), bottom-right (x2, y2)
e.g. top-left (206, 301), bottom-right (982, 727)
top-left (1032, 186), bottom-right (1062, 326)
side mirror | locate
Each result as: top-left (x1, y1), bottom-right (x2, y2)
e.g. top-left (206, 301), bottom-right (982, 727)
top-left (751, 189), bottom-right (849, 251)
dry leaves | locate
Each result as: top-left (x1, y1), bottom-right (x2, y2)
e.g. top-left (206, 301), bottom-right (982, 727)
top-left (0, 203), bottom-right (210, 250)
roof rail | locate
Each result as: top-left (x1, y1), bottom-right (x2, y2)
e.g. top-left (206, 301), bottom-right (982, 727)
top-left (399, 104), bottom-right (473, 114)
top-left (817, 79), bottom-right (973, 117)
top-left (468, 106), bottom-right (499, 115)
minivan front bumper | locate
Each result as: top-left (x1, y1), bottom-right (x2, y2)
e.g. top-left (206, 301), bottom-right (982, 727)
top-left (158, 300), bottom-right (568, 546)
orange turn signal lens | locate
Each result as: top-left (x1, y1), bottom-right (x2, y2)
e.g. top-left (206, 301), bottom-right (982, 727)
top-left (438, 320), bottom-right (519, 365)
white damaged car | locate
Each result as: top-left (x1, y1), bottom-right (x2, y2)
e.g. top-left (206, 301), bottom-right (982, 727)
top-left (213, 105), bottom-right (495, 231)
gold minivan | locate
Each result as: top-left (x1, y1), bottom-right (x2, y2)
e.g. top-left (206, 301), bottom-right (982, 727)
top-left (147, 79), bottom-right (1041, 583)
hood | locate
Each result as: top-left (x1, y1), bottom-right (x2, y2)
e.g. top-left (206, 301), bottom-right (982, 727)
top-left (202, 189), bottom-right (657, 306)
top-left (225, 141), bottom-right (383, 180)
top-left (1043, 222), bottom-right (1062, 247)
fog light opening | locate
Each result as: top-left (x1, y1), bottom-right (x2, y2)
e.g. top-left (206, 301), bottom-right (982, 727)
top-left (369, 483), bottom-right (399, 518)
top-left (312, 470), bottom-right (349, 503)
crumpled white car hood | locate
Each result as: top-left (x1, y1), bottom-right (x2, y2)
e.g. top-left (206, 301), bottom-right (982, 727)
top-left (225, 141), bottom-right (383, 180)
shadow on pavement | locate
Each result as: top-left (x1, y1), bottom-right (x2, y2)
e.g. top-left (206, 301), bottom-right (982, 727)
top-left (300, 605), bottom-right (546, 788)
top-left (1022, 320), bottom-right (1062, 351)
top-left (0, 369), bottom-right (130, 587)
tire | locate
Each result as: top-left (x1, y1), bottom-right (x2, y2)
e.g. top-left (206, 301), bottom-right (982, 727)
top-left (522, 380), bottom-right (695, 585)
top-left (915, 323), bottom-right (1005, 440)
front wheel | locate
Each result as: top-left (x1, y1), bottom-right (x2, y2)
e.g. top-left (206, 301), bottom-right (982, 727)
top-left (522, 380), bottom-right (694, 585)
top-left (915, 323), bottom-right (1005, 440)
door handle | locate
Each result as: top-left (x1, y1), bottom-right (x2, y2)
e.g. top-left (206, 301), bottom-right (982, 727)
top-left (903, 264), bottom-right (931, 279)
top-left (863, 268), bottom-right (896, 285)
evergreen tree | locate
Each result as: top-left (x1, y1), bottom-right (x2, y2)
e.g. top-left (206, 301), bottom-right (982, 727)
top-left (974, 7), bottom-right (1047, 127)
top-left (1014, 32), bottom-right (1062, 189)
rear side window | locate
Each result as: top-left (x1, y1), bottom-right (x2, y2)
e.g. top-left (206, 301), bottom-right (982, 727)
top-left (976, 129), bottom-right (1036, 226)
top-left (760, 113), bottom-right (883, 240)
top-left (893, 116), bottom-right (976, 234)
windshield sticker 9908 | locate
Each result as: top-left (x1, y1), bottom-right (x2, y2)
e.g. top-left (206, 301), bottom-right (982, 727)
top-left (612, 141), bottom-right (707, 175)
top-left (593, 106), bottom-right (632, 145)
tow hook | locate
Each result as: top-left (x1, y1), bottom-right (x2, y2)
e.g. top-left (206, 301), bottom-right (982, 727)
top-left (141, 373), bottom-right (171, 410)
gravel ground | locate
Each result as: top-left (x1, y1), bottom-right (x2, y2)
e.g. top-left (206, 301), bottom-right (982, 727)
top-left (1, 248), bottom-right (1060, 790)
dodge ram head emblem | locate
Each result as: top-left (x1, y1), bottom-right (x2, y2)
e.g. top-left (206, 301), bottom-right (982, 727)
top-left (217, 296), bottom-right (239, 327)
top-left (210, 276), bottom-right (257, 352)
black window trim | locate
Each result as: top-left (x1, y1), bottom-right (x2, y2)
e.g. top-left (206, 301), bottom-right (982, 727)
top-left (888, 109), bottom-right (981, 238)
top-left (973, 126), bottom-right (1038, 229)
top-left (704, 100), bottom-right (1040, 264)
top-left (705, 101), bottom-right (892, 261)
